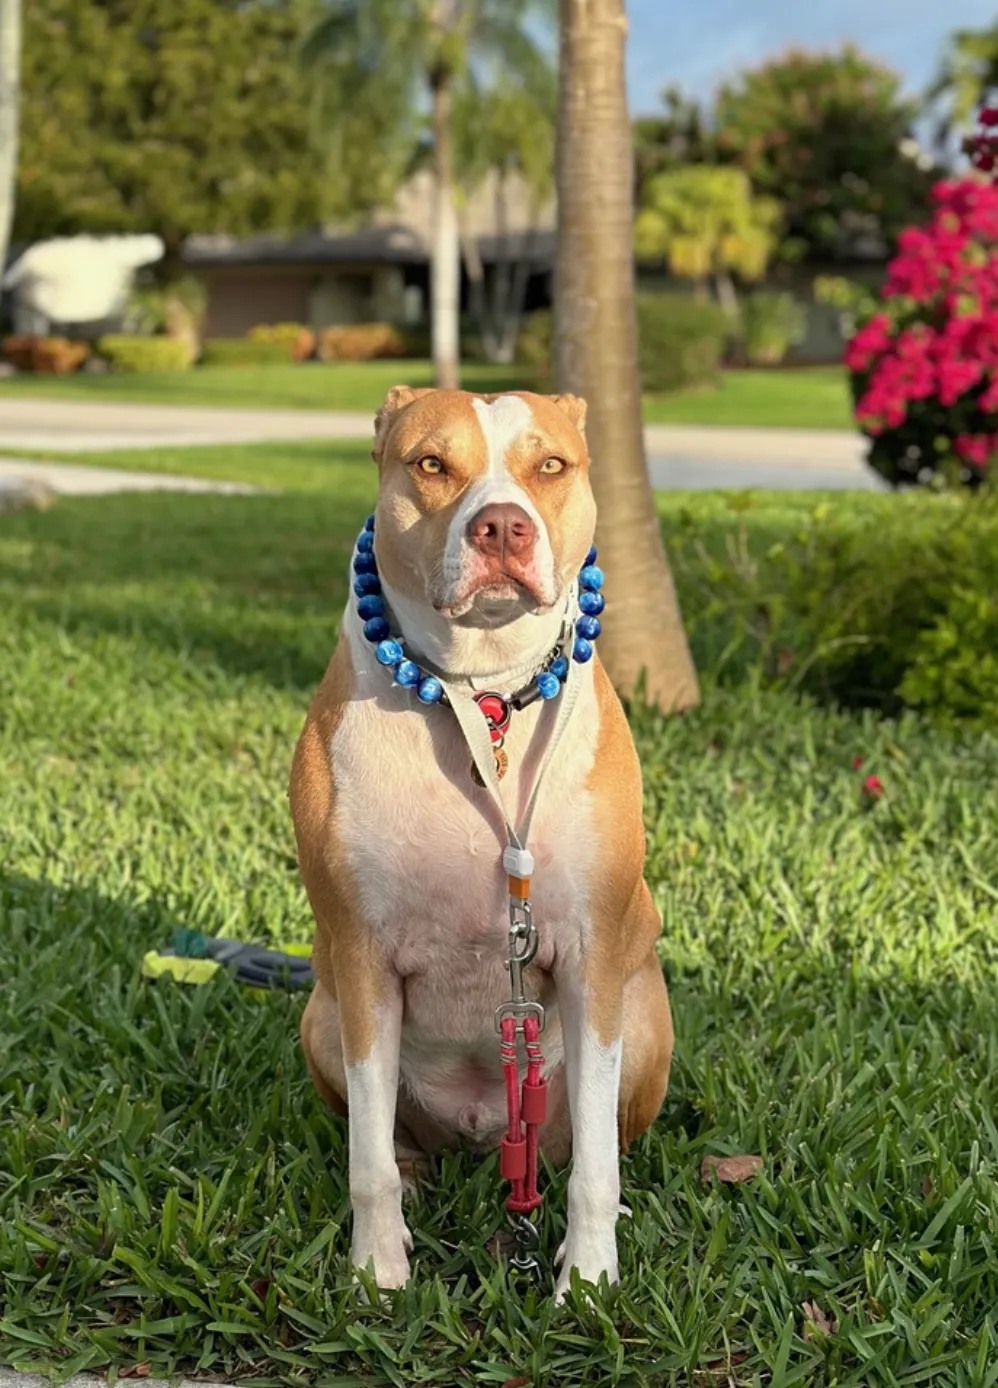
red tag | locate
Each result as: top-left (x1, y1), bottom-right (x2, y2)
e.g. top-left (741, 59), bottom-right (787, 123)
top-left (475, 692), bottom-right (512, 745)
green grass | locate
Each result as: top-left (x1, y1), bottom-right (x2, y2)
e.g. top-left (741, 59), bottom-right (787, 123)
top-left (3, 449), bottom-right (998, 1384)
top-left (641, 366), bottom-right (852, 431)
top-left (0, 359), bottom-right (852, 430)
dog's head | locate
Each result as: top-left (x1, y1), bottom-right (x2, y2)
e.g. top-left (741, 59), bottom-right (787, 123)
top-left (370, 387), bottom-right (596, 628)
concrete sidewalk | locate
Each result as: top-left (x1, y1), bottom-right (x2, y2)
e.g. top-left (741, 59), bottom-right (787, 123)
top-left (0, 456), bottom-right (257, 496)
top-left (0, 395), bottom-right (866, 468)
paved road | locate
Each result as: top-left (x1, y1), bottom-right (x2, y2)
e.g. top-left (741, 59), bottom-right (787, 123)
top-left (0, 396), bottom-right (879, 493)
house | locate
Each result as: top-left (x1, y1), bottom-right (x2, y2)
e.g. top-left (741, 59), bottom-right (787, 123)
top-left (182, 169), bottom-right (557, 339)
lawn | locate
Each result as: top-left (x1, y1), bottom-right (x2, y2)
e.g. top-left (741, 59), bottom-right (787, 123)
top-left (0, 360), bottom-right (854, 431)
top-left (2, 446), bottom-right (997, 1384)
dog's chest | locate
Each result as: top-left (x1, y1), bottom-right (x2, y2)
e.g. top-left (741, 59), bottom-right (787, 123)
top-left (330, 646), bottom-right (599, 1034)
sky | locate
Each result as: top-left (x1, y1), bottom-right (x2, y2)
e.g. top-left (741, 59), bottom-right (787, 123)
top-left (625, 0), bottom-right (998, 116)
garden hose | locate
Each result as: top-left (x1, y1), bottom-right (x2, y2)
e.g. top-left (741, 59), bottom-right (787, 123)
top-left (142, 928), bottom-right (314, 991)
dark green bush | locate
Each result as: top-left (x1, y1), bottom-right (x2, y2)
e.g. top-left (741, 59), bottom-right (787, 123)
top-left (668, 490), bottom-right (998, 728)
top-left (516, 294), bottom-right (726, 394)
top-left (96, 335), bottom-right (192, 373)
top-left (635, 293), bottom-right (727, 393)
top-left (199, 338), bottom-right (289, 368)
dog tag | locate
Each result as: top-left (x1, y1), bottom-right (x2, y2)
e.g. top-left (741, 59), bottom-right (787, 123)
top-left (472, 746), bottom-right (508, 786)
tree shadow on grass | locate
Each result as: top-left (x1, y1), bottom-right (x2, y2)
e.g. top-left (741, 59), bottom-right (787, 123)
top-left (0, 491), bottom-right (368, 692)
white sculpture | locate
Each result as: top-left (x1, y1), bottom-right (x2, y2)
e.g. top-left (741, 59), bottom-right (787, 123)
top-left (2, 233), bottom-right (165, 332)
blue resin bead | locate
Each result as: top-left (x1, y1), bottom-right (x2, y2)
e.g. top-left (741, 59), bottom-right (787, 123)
top-left (417, 676), bottom-right (444, 704)
top-left (356, 530), bottom-right (375, 553)
top-left (573, 637), bottom-right (594, 663)
top-left (585, 545), bottom-right (598, 568)
top-left (536, 671), bottom-right (561, 700)
top-left (576, 615), bottom-right (601, 641)
top-left (353, 552), bottom-right (378, 575)
top-left (550, 656), bottom-right (569, 680)
top-left (364, 514), bottom-right (376, 532)
top-left (356, 594), bottom-right (384, 621)
top-left (353, 573), bottom-right (382, 598)
top-left (364, 616), bottom-right (390, 643)
top-left (579, 590), bottom-right (605, 617)
top-left (375, 639), bottom-right (403, 666)
top-left (395, 660), bottom-right (421, 687)
top-left (579, 564), bottom-right (604, 592)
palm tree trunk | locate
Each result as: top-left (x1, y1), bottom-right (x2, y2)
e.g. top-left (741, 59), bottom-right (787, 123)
top-left (0, 0), bottom-right (22, 314)
top-left (554, 0), bottom-right (699, 712)
top-left (431, 75), bottom-right (460, 390)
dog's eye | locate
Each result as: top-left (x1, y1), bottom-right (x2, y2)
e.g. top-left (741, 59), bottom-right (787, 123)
top-left (539, 457), bottom-right (566, 475)
top-left (417, 456), bottom-right (445, 475)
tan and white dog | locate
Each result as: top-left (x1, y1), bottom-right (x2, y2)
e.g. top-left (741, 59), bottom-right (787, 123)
top-left (290, 387), bottom-right (673, 1300)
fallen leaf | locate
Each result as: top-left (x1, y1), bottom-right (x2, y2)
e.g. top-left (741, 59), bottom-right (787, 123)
top-left (701, 1154), bottom-right (764, 1184)
top-left (922, 1175), bottom-right (935, 1200)
top-left (695, 1351), bottom-right (749, 1384)
top-left (249, 1277), bottom-right (272, 1303)
top-left (118, 1364), bottom-right (152, 1379)
top-left (33, 1254), bottom-right (48, 1269)
top-left (775, 646), bottom-right (796, 675)
top-left (502, 1378), bottom-right (533, 1388)
top-left (802, 1301), bottom-right (839, 1339)
top-left (488, 1229), bottom-right (519, 1259)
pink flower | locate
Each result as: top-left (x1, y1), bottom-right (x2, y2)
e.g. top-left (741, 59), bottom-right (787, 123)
top-left (862, 774), bottom-right (885, 799)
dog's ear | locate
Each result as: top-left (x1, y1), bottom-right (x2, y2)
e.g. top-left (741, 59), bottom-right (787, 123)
top-left (372, 385), bottom-right (433, 462)
top-left (547, 393), bottom-right (588, 440)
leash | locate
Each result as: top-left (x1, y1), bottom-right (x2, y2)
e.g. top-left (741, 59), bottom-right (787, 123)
top-left (439, 589), bottom-right (584, 1274)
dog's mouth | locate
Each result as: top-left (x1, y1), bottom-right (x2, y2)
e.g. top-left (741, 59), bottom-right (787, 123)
top-left (435, 572), bottom-right (556, 623)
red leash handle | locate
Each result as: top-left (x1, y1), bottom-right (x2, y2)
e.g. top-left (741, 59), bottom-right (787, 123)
top-left (500, 1014), bottom-right (547, 1215)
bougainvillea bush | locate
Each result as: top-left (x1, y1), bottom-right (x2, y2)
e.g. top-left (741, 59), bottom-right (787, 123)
top-left (847, 178), bottom-right (998, 489)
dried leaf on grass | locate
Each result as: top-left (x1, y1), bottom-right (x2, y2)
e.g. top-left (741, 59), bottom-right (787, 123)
top-left (700, 1154), bottom-right (764, 1184)
top-left (118, 1364), bottom-right (152, 1379)
top-left (802, 1301), bottom-right (839, 1338)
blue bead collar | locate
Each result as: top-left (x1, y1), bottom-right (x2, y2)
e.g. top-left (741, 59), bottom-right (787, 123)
top-left (350, 514), bottom-right (604, 713)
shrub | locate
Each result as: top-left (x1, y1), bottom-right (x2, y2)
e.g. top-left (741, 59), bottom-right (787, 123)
top-left (96, 335), bottom-right (193, 373)
top-left (198, 338), bottom-right (290, 368)
top-left (316, 323), bottom-right (406, 361)
top-left (516, 310), bottom-right (552, 380)
top-left (740, 290), bottom-right (807, 365)
top-left (634, 293), bottom-right (727, 393)
top-left (1, 336), bottom-right (89, 374)
top-left (516, 295), bottom-right (727, 394)
top-left (248, 322), bottom-right (317, 362)
top-left (846, 178), bottom-right (998, 489)
top-left (669, 489), bottom-right (998, 727)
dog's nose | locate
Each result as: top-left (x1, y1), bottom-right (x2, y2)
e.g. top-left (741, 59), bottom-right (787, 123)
top-left (466, 503), bottom-right (536, 559)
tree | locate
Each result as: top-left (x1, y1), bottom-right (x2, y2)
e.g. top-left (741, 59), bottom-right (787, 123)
top-left (301, 0), bottom-right (552, 391)
top-left (634, 165), bottom-right (781, 318)
top-left (452, 76), bottom-right (555, 364)
top-left (0, 0), bottom-right (20, 310)
top-left (714, 46), bottom-right (935, 262)
top-left (555, 0), bottom-right (699, 713)
top-left (929, 21), bottom-right (998, 141)
top-left (15, 0), bottom-right (391, 254)
top-left (632, 84), bottom-right (710, 202)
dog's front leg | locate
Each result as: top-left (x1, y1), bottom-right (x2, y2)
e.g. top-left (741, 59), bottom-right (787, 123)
top-left (553, 963), bottom-right (623, 1302)
top-left (341, 969), bottom-right (412, 1288)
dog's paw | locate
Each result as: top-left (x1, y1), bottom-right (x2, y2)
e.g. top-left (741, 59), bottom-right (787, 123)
top-left (351, 1213), bottom-right (413, 1291)
top-left (553, 1229), bottom-right (619, 1304)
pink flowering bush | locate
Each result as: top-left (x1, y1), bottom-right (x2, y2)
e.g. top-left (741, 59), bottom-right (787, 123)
top-left (846, 178), bottom-right (998, 489)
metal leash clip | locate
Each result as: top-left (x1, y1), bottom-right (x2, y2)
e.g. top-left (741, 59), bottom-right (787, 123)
top-left (494, 893), bottom-right (545, 1034)
top-left (508, 1210), bottom-right (542, 1273)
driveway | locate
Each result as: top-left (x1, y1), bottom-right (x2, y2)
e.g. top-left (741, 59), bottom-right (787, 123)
top-left (0, 396), bottom-right (878, 491)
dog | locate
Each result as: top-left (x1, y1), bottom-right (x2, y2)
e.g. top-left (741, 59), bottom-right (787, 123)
top-left (290, 386), bottom-right (673, 1300)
